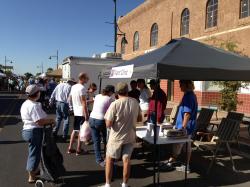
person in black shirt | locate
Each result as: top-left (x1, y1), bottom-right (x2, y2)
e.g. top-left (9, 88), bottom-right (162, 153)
top-left (128, 80), bottom-right (140, 102)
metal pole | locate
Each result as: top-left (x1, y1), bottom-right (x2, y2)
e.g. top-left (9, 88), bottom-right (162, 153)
top-left (42, 62), bottom-right (44, 73)
top-left (171, 12), bottom-right (173, 40)
top-left (153, 78), bottom-right (160, 186)
top-left (56, 50), bottom-right (59, 69)
top-left (4, 56), bottom-right (6, 73)
top-left (114, 0), bottom-right (117, 53)
top-left (98, 73), bottom-right (102, 94)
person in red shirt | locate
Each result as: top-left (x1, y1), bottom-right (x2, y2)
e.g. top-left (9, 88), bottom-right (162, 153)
top-left (147, 79), bottom-right (167, 123)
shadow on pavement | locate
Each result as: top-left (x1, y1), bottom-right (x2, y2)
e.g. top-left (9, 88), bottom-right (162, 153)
top-left (0, 95), bottom-right (18, 99)
top-left (145, 178), bottom-right (209, 187)
top-left (192, 150), bottom-right (250, 186)
top-left (61, 170), bottom-right (105, 187)
top-left (0, 117), bottom-right (21, 126)
top-left (0, 140), bottom-right (25, 144)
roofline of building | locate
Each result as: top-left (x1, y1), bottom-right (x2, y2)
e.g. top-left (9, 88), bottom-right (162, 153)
top-left (117, 0), bottom-right (162, 25)
top-left (62, 56), bottom-right (124, 65)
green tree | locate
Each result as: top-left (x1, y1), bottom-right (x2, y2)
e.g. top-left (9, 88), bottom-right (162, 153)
top-left (47, 68), bottom-right (53, 73)
top-left (36, 72), bottom-right (41, 77)
top-left (24, 72), bottom-right (33, 79)
top-left (211, 38), bottom-right (248, 111)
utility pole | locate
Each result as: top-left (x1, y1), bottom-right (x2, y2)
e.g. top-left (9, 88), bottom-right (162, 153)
top-left (4, 56), bottom-right (6, 73)
top-left (49, 50), bottom-right (59, 69)
top-left (114, 0), bottom-right (117, 53)
top-left (56, 50), bottom-right (58, 69)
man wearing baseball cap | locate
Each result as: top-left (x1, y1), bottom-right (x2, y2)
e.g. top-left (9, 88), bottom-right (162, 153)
top-left (147, 79), bottom-right (167, 124)
top-left (20, 85), bottom-right (55, 183)
top-left (103, 82), bottom-right (142, 187)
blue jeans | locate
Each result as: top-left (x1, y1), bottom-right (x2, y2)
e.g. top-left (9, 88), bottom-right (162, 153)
top-left (89, 118), bottom-right (107, 163)
top-left (22, 128), bottom-right (43, 172)
top-left (53, 101), bottom-right (69, 137)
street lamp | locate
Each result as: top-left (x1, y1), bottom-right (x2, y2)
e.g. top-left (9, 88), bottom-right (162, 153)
top-left (113, 0), bottom-right (128, 53)
top-left (49, 50), bottom-right (59, 69)
top-left (4, 56), bottom-right (14, 73)
top-left (37, 62), bottom-right (44, 74)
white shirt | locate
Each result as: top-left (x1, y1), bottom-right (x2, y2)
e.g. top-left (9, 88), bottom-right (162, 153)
top-left (70, 83), bottom-right (87, 116)
top-left (20, 100), bottom-right (47, 130)
top-left (139, 88), bottom-right (151, 111)
top-left (90, 94), bottom-right (112, 120)
top-left (50, 82), bottom-right (71, 103)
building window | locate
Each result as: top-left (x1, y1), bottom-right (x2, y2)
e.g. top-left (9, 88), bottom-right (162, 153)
top-left (206, 0), bottom-right (218, 28)
top-left (133, 31), bottom-right (139, 51)
top-left (121, 38), bottom-right (126, 55)
top-left (180, 8), bottom-right (190, 36)
top-left (150, 23), bottom-right (158, 47)
top-left (240, 0), bottom-right (250, 18)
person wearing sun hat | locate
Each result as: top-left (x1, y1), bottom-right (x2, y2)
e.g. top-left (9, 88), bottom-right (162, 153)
top-left (20, 85), bottom-right (55, 183)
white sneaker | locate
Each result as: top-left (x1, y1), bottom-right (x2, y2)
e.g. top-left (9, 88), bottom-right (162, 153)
top-left (98, 184), bottom-right (111, 187)
top-left (121, 183), bottom-right (128, 187)
top-left (175, 164), bottom-right (191, 173)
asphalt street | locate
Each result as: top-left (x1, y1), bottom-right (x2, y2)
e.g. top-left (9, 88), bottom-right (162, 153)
top-left (0, 92), bottom-right (250, 187)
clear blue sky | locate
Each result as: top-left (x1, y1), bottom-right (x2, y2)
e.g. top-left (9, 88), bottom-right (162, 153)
top-left (0, 0), bottom-right (144, 75)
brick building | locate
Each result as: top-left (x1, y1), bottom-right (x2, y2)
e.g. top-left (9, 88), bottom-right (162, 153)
top-left (116, 0), bottom-right (250, 114)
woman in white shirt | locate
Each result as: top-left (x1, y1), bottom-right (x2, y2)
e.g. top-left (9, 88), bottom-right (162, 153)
top-left (137, 79), bottom-right (151, 123)
top-left (20, 85), bottom-right (55, 183)
top-left (89, 85), bottom-right (115, 167)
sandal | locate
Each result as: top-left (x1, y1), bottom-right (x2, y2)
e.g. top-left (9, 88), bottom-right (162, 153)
top-left (67, 148), bottom-right (76, 154)
top-left (28, 172), bottom-right (37, 183)
top-left (76, 149), bottom-right (88, 156)
top-left (28, 178), bottom-right (36, 183)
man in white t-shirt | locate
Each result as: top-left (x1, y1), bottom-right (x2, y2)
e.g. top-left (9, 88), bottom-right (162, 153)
top-left (103, 82), bottom-right (142, 187)
top-left (68, 72), bottom-right (89, 155)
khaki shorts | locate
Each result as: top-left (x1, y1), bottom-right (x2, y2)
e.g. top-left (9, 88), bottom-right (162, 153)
top-left (106, 142), bottom-right (134, 160)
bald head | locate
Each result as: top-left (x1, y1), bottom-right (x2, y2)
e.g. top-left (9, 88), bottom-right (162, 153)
top-left (78, 72), bottom-right (89, 84)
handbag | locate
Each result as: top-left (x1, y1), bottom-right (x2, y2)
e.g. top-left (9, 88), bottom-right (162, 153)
top-left (79, 121), bottom-right (91, 142)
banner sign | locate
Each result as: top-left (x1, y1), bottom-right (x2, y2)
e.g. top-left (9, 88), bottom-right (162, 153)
top-left (109, 64), bottom-right (134, 78)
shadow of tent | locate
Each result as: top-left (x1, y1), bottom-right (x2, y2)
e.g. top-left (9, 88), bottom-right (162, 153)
top-left (130, 163), bottom-right (155, 179)
top-left (144, 178), bottom-right (209, 187)
top-left (133, 144), bottom-right (172, 162)
top-left (191, 150), bottom-right (250, 186)
top-left (61, 170), bottom-right (106, 187)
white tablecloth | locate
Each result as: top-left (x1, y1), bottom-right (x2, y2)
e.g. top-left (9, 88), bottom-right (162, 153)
top-left (136, 126), bottom-right (192, 145)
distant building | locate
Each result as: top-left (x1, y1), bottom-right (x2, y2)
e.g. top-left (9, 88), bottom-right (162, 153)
top-left (62, 56), bottom-right (127, 92)
top-left (117, 0), bottom-right (250, 114)
top-left (0, 64), bottom-right (13, 72)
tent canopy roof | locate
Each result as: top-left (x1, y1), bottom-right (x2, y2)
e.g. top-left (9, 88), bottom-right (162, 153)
top-left (103, 38), bottom-right (250, 81)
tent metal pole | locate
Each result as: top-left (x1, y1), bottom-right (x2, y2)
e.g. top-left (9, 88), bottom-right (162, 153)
top-left (153, 77), bottom-right (160, 186)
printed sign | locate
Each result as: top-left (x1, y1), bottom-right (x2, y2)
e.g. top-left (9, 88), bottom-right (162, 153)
top-left (109, 64), bottom-right (134, 78)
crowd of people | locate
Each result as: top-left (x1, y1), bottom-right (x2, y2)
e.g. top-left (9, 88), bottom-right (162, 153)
top-left (20, 72), bottom-right (198, 187)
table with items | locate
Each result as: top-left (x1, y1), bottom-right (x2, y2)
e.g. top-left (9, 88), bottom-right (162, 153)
top-left (136, 123), bottom-right (192, 186)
